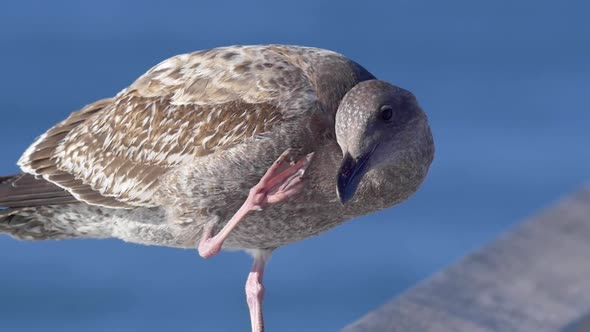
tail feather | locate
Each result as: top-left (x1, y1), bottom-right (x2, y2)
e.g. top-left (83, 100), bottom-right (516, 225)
top-left (0, 173), bottom-right (78, 208)
top-left (0, 207), bottom-right (72, 240)
top-left (1, 174), bottom-right (82, 240)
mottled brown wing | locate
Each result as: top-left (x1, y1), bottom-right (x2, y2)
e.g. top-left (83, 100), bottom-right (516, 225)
top-left (18, 98), bottom-right (129, 208)
top-left (17, 46), bottom-right (318, 208)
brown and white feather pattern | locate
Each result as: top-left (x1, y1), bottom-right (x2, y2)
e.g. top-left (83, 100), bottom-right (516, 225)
top-left (2, 44), bottom-right (435, 252)
top-left (18, 45), bottom-right (325, 209)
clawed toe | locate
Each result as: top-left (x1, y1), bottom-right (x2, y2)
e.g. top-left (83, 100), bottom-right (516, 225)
top-left (197, 149), bottom-right (314, 263)
top-left (260, 151), bottom-right (314, 205)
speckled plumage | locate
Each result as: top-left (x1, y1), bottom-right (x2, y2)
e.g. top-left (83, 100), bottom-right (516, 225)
top-left (1, 44), bottom-right (434, 258)
top-left (1, 44), bottom-right (435, 332)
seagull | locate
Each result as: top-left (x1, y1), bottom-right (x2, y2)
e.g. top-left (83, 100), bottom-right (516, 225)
top-left (0, 45), bottom-right (434, 332)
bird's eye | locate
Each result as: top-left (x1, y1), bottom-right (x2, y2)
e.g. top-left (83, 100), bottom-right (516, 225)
top-left (380, 105), bottom-right (393, 122)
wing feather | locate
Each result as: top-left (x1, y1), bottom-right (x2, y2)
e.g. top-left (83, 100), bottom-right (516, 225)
top-left (16, 46), bottom-right (319, 208)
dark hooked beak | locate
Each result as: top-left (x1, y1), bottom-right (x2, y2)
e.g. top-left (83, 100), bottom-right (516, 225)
top-left (336, 148), bottom-right (375, 204)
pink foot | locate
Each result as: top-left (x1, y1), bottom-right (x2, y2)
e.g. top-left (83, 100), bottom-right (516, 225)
top-left (198, 150), bottom-right (314, 259)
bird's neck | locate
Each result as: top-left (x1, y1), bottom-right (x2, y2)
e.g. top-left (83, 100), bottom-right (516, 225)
top-left (349, 153), bottom-right (430, 216)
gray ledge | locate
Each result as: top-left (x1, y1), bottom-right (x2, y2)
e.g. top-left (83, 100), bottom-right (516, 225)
top-left (343, 188), bottom-right (590, 332)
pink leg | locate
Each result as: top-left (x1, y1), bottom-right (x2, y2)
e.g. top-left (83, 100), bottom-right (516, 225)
top-left (246, 251), bottom-right (270, 332)
top-left (198, 150), bottom-right (314, 258)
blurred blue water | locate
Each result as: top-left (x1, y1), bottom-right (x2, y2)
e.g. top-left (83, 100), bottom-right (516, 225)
top-left (0, 0), bottom-right (589, 331)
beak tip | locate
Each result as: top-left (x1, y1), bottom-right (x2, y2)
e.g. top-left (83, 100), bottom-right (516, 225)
top-left (336, 184), bottom-right (353, 205)
top-left (336, 152), bottom-right (364, 206)
top-left (337, 151), bottom-right (368, 206)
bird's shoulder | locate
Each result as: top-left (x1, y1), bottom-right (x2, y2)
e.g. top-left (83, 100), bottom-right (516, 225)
top-left (128, 45), bottom-right (327, 106)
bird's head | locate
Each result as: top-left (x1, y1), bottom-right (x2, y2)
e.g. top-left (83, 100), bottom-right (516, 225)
top-left (335, 79), bottom-right (434, 204)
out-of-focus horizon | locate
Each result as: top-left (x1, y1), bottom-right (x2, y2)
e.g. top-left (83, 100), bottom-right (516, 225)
top-left (0, 1), bottom-right (589, 331)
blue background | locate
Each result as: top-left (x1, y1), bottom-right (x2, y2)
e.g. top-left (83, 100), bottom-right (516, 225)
top-left (1, 0), bottom-right (589, 331)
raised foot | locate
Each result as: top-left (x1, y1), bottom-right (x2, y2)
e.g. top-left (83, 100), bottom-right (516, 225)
top-left (249, 149), bottom-right (315, 209)
top-left (197, 149), bottom-right (315, 260)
